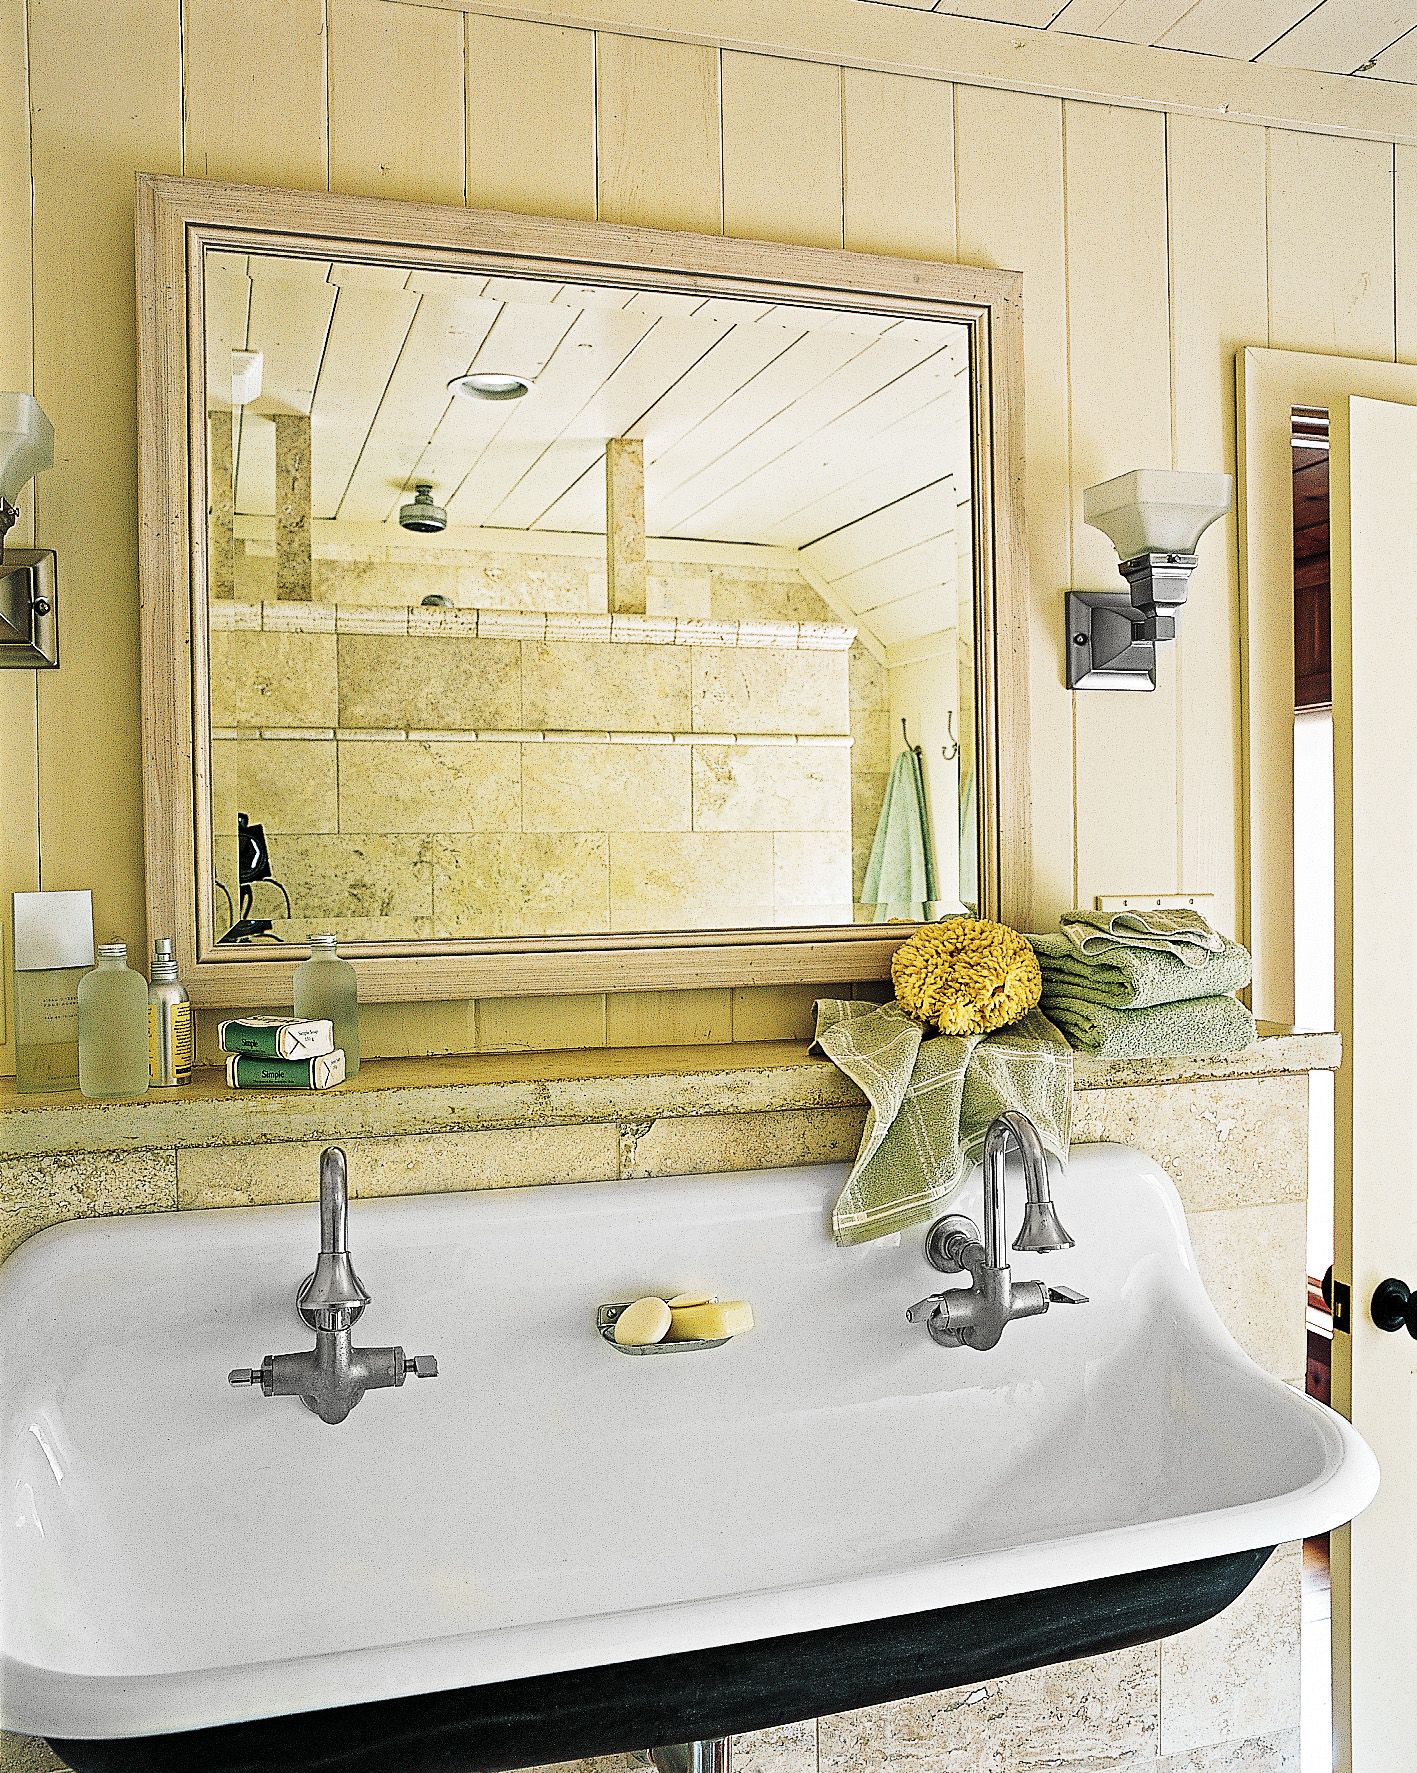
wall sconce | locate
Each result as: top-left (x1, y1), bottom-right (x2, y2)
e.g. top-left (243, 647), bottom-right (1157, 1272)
top-left (0, 393), bottom-right (58, 668)
top-left (1065, 469), bottom-right (1232, 691)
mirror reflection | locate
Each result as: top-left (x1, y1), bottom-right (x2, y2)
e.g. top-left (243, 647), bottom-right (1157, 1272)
top-left (202, 249), bottom-right (979, 945)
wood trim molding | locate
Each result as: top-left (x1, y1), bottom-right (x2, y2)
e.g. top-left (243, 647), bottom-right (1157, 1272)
top-left (418, 0), bottom-right (1417, 146)
top-left (1237, 347), bottom-right (1417, 1024)
top-left (136, 172), bottom-right (1029, 1005)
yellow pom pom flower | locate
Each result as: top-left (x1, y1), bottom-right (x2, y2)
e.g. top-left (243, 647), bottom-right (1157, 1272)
top-left (891, 918), bottom-right (1041, 1037)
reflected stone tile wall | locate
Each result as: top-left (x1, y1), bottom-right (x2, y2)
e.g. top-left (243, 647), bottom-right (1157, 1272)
top-left (209, 551), bottom-right (895, 939)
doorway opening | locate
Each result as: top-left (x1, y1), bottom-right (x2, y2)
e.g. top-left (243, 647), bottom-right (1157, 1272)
top-left (1291, 404), bottom-right (1334, 1773)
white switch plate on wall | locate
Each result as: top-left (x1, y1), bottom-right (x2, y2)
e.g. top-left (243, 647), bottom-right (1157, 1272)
top-left (1094, 893), bottom-right (1217, 913)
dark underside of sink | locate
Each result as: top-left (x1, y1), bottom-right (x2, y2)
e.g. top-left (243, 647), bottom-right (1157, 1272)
top-left (48, 1546), bottom-right (1273, 1773)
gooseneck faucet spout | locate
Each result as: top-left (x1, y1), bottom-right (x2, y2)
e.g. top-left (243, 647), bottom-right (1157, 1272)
top-left (299, 1146), bottom-right (371, 1325)
top-left (984, 1109), bottom-right (1074, 1266)
top-left (228, 1145), bottom-right (438, 1424)
top-left (907, 1110), bottom-right (1086, 1351)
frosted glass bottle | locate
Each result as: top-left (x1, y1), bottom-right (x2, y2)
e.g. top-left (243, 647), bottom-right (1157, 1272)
top-left (293, 933), bottom-right (360, 1079)
top-left (77, 943), bottom-right (150, 1100)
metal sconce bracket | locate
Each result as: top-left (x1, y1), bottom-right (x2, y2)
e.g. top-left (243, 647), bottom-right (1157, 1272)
top-left (1065, 551), bottom-right (1197, 693)
top-left (0, 548), bottom-right (58, 668)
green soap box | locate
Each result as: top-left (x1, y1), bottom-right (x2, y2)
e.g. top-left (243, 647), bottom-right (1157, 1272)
top-left (225, 1050), bottom-right (346, 1091)
top-left (219, 1016), bottom-right (335, 1060)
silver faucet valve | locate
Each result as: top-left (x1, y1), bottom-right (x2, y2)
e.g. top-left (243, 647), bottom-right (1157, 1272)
top-left (404, 1354), bottom-right (439, 1379)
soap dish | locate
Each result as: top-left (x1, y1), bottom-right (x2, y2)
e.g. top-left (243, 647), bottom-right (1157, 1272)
top-left (597, 1301), bottom-right (732, 1355)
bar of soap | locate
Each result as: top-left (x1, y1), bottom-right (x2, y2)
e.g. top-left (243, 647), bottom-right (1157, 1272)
top-left (667, 1292), bottom-right (716, 1308)
top-left (667, 1299), bottom-right (754, 1342)
top-left (613, 1296), bottom-right (672, 1346)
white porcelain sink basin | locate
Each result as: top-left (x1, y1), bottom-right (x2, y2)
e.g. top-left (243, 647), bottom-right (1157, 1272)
top-left (0, 1142), bottom-right (1377, 1750)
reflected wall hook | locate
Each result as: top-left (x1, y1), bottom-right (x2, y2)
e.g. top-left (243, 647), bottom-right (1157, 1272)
top-left (903, 715), bottom-right (960, 763)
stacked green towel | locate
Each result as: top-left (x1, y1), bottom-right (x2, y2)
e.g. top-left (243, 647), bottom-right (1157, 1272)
top-left (1060, 907), bottom-right (1224, 962)
top-left (1041, 992), bottom-right (1254, 1059)
top-left (1029, 930), bottom-right (1251, 1010)
top-left (812, 999), bottom-right (1073, 1246)
top-left (1029, 909), bottom-right (1255, 1059)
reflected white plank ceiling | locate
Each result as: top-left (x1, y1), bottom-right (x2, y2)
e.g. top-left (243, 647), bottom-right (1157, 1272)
top-left (205, 251), bottom-right (974, 654)
top-left (860, 0), bottom-right (1417, 79)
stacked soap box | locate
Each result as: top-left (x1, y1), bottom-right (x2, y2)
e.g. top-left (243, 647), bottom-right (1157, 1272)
top-left (219, 1017), bottom-right (346, 1090)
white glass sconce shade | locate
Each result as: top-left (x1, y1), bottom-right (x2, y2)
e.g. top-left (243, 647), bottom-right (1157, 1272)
top-left (1082, 469), bottom-right (1233, 562)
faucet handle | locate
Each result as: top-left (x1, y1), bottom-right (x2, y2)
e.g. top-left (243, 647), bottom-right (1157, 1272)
top-left (403, 1354), bottom-right (439, 1379)
top-left (1046, 1284), bottom-right (1089, 1305)
top-left (906, 1295), bottom-right (946, 1325)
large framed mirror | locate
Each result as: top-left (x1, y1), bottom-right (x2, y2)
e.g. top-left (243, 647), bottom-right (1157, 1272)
top-left (137, 176), bottom-right (1027, 1005)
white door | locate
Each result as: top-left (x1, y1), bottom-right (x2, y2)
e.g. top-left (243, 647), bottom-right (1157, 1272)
top-left (1330, 392), bottom-right (1417, 1772)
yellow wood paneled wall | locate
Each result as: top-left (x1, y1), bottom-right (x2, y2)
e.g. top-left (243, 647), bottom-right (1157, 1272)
top-left (3, 0), bottom-right (1415, 1075)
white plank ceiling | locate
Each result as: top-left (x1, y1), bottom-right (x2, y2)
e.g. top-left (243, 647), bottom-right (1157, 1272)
top-left (855, 0), bottom-right (1417, 78)
top-left (205, 250), bottom-right (974, 653)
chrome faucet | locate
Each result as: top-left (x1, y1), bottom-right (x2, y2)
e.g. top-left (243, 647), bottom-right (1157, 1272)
top-left (907, 1110), bottom-right (1087, 1350)
top-left (228, 1146), bottom-right (439, 1424)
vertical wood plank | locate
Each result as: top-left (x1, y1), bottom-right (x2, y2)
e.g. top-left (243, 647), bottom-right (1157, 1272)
top-left (843, 68), bottom-right (955, 260)
top-left (955, 84), bottom-right (1074, 928)
top-left (596, 34), bottom-right (721, 234)
top-left (184, 0), bottom-right (327, 189)
top-left (1064, 100), bottom-right (1177, 908)
top-left (1398, 143), bottom-right (1417, 365)
top-left (721, 51), bottom-right (842, 248)
top-left (1167, 114), bottom-right (1269, 939)
top-left (0, 0), bottom-right (38, 1075)
top-left (328, 0), bottom-right (466, 205)
top-left (477, 993), bottom-right (608, 1052)
top-left (1268, 129), bottom-right (1397, 360)
top-left (28, 0), bottom-right (182, 959)
top-left (607, 989), bottom-right (733, 1046)
top-left (466, 15), bottom-right (596, 220)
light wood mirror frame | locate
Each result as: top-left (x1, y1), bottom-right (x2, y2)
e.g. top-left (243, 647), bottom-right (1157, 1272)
top-left (136, 173), bottom-right (1029, 1007)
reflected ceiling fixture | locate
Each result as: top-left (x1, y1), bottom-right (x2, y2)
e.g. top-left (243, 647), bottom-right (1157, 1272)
top-left (448, 371), bottom-right (533, 401)
top-left (1065, 469), bottom-right (1233, 692)
top-left (231, 350), bottom-right (263, 406)
top-left (398, 483), bottom-right (448, 534)
top-left (0, 393), bottom-right (58, 668)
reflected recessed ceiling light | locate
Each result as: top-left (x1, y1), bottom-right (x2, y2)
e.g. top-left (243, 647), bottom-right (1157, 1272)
top-left (449, 371), bottom-right (532, 401)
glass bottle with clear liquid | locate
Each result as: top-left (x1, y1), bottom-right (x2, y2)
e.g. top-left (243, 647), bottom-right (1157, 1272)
top-left (293, 933), bottom-right (360, 1079)
top-left (77, 943), bottom-right (150, 1099)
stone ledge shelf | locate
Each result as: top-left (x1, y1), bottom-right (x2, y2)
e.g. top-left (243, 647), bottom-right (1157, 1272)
top-left (0, 1026), bottom-right (1340, 1161)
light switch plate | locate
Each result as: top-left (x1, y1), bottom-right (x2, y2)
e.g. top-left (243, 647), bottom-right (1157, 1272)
top-left (1094, 893), bottom-right (1217, 914)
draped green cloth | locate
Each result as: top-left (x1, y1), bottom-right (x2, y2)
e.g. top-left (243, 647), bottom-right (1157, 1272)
top-left (813, 1000), bottom-right (1073, 1247)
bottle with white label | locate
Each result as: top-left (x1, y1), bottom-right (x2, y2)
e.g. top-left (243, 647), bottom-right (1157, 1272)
top-left (77, 944), bottom-right (150, 1100)
top-left (292, 933), bottom-right (360, 1079)
top-left (148, 937), bottom-right (193, 1088)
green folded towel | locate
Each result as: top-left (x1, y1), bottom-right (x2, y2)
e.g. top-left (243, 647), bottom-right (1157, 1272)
top-left (812, 999), bottom-right (1073, 1246)
top-left (862, 750), bottom-right (937, 922)
top-left (1039, 990), bottom-right (1255, 1059)
top-left (1029, 930), bottom-right (1251, 1010)
top-left (1060, 907), bottom-right (1224, 965)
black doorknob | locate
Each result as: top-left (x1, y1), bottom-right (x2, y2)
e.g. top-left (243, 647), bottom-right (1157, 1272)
top-left (1372, 1278), bottom-right (1417, 1337)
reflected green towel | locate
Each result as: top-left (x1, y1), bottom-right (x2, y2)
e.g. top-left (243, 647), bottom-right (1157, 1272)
top-left (863, 751), bottom-right (937, 922)
top-left (1029, 931), bottom-right (1251, 1010)
top-left (812, 999), bottom-right (1072, 1246)
top-left (1060, 907), bottom-right (1224, 964)
top-left (1040, 991), bottom-right (1255, 1058)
